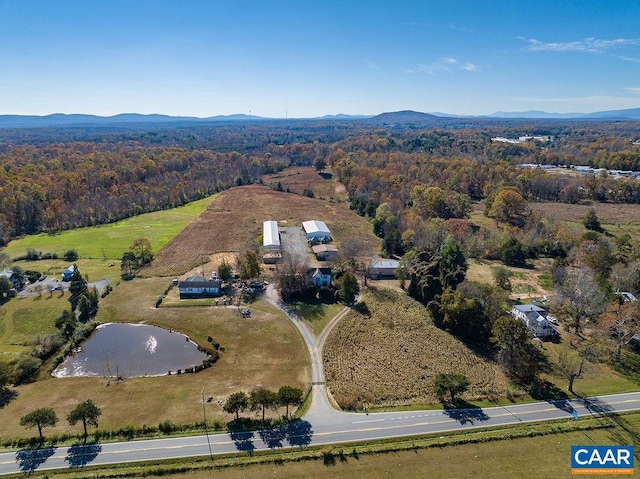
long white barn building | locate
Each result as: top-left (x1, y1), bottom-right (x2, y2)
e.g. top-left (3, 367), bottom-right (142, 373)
top-left (263, 220), bottom-right (281, 250)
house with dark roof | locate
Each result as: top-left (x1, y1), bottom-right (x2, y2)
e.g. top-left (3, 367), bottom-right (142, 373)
top-left (0, 269), bottom-right (25, 289)
top-left (511, 303), bottom-right (558, 338)
top-left (178, 276), bottom-right (223, 298)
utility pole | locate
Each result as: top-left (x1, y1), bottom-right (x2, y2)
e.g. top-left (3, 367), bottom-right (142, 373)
top-left (201, 388), bottom-right (213, 461)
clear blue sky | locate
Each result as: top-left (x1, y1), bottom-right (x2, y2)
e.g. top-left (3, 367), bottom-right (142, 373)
top-left (1, 0), bottom-right (639, 117)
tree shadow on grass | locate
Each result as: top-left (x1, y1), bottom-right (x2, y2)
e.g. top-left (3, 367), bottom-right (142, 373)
top-left (0, 388), bottom-right (18, 408)
top-left (443, 400), bottom-right (490, 425)
top-left (16, 446), bottom-right (55, 472)
top-left (65, 442), bottom-right (102, 468)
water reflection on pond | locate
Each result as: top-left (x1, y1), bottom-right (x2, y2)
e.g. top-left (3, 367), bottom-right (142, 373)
top-left (53, 323), bottom-right (209, 378)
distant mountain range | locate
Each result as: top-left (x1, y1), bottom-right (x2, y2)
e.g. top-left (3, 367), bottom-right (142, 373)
top-left (1, 107), bottom-right (639, 128)
top-left (484, 108), bottom-right (640, 119)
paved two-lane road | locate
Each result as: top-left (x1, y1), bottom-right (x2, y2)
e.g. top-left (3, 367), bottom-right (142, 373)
top-left (2, 390), bottom-right (640, 475)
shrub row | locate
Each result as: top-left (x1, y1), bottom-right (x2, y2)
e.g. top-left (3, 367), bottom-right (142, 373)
top-left (155, 283), bottom-right (174, 308)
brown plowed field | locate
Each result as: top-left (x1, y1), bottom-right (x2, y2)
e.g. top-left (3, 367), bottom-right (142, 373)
top-left (324, 288), bottom-right (511, 408)
top-left (143, 184), bottom-right (379, 277)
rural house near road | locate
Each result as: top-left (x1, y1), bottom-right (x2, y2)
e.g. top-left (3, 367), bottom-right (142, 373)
top-left (178, 276), bottom-right (222, 298)
top-left (511, 303), bottom-right (558, 338)
top-left (0, 269), bottom-right (25, 289)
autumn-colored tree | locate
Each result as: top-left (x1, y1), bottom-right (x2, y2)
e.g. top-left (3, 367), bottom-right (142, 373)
top-left (553, 268), bottom-right (606, 335)
top-left (486, 187), bottom-right (527, 227)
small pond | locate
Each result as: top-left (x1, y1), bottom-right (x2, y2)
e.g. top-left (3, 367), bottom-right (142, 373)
top-left (53, 323), bottom-right (210, 378)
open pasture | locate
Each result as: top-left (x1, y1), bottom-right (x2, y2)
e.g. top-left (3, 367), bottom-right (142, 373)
top-left (262, 166), bottom-right (349, 201)
top-left (145, 184), bottom-right (380, 277)
top-left (1, 196), bottom-right (216, 261)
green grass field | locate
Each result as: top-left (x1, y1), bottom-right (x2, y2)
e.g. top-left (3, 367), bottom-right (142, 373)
top-left (0, 293), bottom-right (69, 358)
top-left (1, 195), bottom-right (217, 261)
top-left (291, 300), bottom-right (345, 336)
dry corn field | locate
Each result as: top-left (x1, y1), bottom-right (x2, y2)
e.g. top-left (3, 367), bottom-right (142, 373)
top-left (323, 288), bottom-right (510, 408)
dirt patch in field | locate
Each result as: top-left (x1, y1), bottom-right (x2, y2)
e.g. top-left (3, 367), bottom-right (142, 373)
top-left (323, 288), bottom-right (510, 408)
top-left (144, 184), bottom-right (380, 277)
top-left (466, 258), bottom-right (554, 301)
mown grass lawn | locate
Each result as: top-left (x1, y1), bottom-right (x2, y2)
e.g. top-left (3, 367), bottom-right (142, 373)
top-left (0, 293), bottom-right (69, 358)
top-left (1, 195), bottom-right (217, 261)
top-left (291, 300), bottom-right (344, 336)
top-left (12, 258), bottom-right (120, 284)
top-left (0, 277), bottom-right (310, 441)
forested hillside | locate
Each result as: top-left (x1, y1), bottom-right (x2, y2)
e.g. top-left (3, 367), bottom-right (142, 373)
top-left (1, 118), bottom-right (639, 246)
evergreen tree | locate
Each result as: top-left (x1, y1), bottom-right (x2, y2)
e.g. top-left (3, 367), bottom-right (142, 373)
top-left (69, 264), bottom-right (87, 296)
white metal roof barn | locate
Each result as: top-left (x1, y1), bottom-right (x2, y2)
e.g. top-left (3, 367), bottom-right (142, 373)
top-left (302, 220), bottom-right (331, 242)
top-left (263, 220), bottom-right (280, 250)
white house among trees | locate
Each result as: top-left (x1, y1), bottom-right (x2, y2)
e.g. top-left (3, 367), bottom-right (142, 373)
top-left (511, 303), bottom-right (558, 338)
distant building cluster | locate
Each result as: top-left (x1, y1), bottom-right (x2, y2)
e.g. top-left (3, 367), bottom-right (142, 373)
top-left (491, 136), bottom-right (553, 144)
top-left (516, 163), bottom-right (640, 179)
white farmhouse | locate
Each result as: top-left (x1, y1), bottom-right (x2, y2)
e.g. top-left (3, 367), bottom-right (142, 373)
top-left (511, 303), bottom-right (558, 338)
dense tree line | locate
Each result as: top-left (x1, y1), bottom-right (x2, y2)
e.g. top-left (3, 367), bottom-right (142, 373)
top-left (1, 119), bottom-right (640, 245)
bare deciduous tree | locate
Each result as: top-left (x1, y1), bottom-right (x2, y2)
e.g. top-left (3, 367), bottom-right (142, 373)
top-left (599, 301), bottom-right (640, 361)
top-left (338, 238), bottom-right (375, 286)
top-left (553, 268), bottom-right (606, 335)
top-left (556, 344), bottom-right (585, 394)
top-left (275, 245), bottom-right (310, 300)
